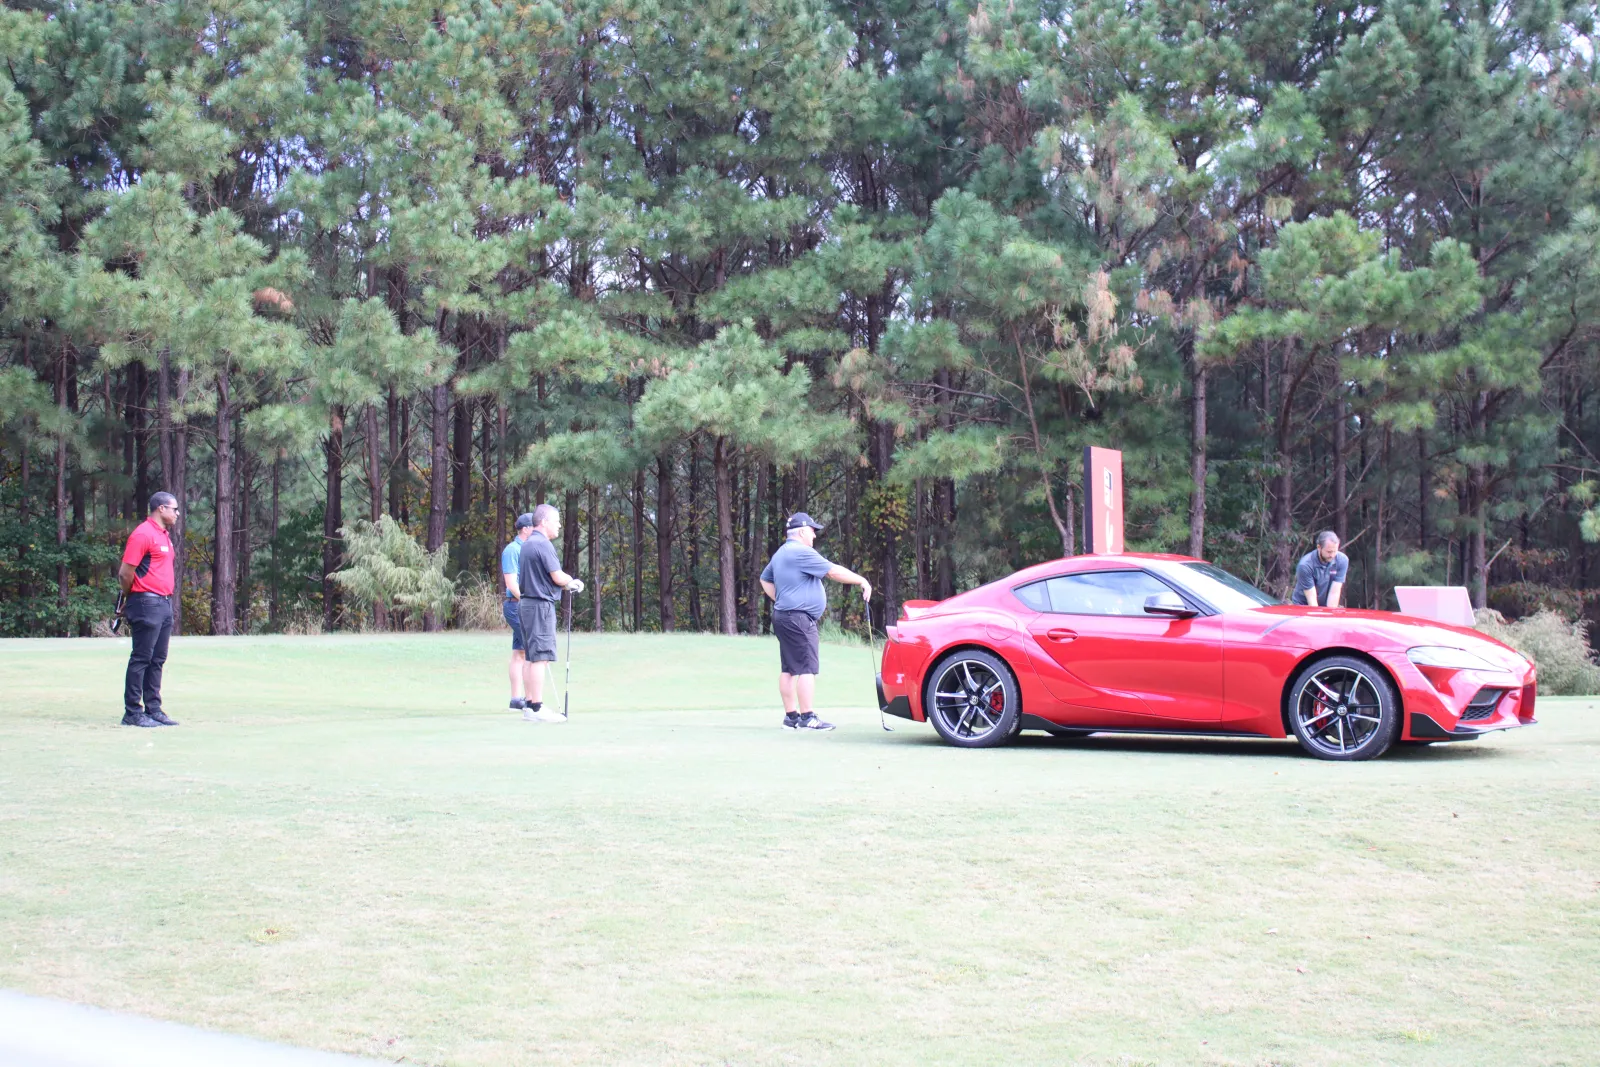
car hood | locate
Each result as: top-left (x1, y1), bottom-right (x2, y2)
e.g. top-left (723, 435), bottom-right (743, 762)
top-left (1241, 606), bottom-right (1532, 670)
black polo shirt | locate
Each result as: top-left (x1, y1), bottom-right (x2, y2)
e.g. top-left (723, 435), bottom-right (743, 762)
top-left (517, 531), bottom-right (563, 602)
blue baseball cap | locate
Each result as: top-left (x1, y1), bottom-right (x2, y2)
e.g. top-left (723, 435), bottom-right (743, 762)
top-left (786, 512), bottom-right (824, 532)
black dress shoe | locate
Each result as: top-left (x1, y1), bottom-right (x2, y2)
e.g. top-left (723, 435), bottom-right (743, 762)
top-left (121, 712), bottom-right (159, 727)
top-left (145, 710), bottom-right (179, 726)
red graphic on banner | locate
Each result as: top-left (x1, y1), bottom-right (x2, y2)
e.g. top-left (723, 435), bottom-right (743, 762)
top-left (1082, 446), bottom-right (1124, 554)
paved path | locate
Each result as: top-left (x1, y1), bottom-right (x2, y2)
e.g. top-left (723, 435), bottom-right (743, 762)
top-left (0, 990), bottom-right (384, 1067)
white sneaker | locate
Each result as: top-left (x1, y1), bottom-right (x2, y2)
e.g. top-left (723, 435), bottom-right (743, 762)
top-left (535, 707), bottom-right (568, 723)
top-left (522, 708), bottom-right (542, 722)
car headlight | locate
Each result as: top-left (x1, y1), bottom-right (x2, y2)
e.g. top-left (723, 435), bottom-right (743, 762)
top-left (1406, 645), bottom-right (1508, 671)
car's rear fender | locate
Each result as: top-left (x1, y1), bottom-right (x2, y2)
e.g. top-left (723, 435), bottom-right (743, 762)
top-left (918, 640), bottom-right (1030, 722)
top-left (1279, 647), bottom-right (1404, 736)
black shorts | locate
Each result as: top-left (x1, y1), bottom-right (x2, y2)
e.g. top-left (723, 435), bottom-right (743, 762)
top-left (772, 609), bottom-right (821, 676)
top-left (502, 600), bottom-right (524, 651)
top-left (517, 598), bottom-right (558, 662)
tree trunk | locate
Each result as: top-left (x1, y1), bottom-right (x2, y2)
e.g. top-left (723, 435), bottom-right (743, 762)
top-left (656, 451), bottom-right (675, 632)
top-left (632, 467), bottom-right (644, 631)
top-left (933, 368), bottom-right (955, 600)
top-left (451, 396), bottom-right (471, 514)
top-left (871, 420), bottom-right (900, 631)
top-left (563, 489), bottom-right (579, 575)
top-left (687, 439), bottom-right (703, 630)
top-left (1374, 427), bottom-right (1390, 610)
top-left (121, 367), bottom-right (135, 519)
top-left (54, 343), bottom-right (68, 633)
top-left (496, 402), bottom-right (508, 546)
top-left (322, 404), bottom-right (343, 632)
top-left (745, 460), bottom-right (767, 635)
top-left (237, 412), bottom-right (253, 630)
top-left (169, 364), bottom-right (191, 635)
top-left (914, 478), bottom-right (929, 599)
top-left (134, 362), bottom-right (150, 518)
top-left (269, 454), bottom-right (281, 630)
top-left (1188, 357), bottom-right (1207, 558)
top-left (936, 475), bottom-right (955, 600)
top-left (365, 403), bottom-right (388, 630)
top-left (1417, 429), bottom-right (1429, 553)
top-left (589, 484), bottom-right (603, 632)
top-left (387, 388), bottom-right (401, 518)
top-left (424, 382), bottom-right (449, 631)
top-left (1333, 392), bottom-right (1347, 543)
top-left (213, 371), bottom-right (237, 636)
top-left (1270, 347), bottom-right (1294, 592)
top-left (1470, 466), bottom-right (1488, 608)
top-left (714, 436), bottom-right (737, 635)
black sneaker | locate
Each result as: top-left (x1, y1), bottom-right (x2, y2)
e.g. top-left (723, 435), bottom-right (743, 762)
top-left (782, 712), bottom-right (801, 730)
top-left (121, 712), bottom-right (159, 728)
top-left (145, 710), bottom-right (179, 726)
top-left (795, 712), bottom-right (835, 731)
top-left (510, 698), bottom-right (526, 711)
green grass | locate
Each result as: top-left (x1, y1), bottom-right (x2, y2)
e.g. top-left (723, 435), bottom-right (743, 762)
top-left (1, 632), bottom-right (1597, 1066)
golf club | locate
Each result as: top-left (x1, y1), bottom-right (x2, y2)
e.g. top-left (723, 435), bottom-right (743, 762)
top-left (865, 600), bottom-right (891, 732)
top-left (561, 585), bottom-right (574, 719)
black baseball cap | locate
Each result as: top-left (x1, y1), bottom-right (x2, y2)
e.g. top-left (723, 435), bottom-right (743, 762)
top-left (515, 512), bottom-right (536, 530)
top-left (786, 512), bottom-right (824, 532)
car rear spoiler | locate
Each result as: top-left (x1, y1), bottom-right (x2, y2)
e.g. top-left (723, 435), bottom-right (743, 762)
top-left (900, 599), bottom-right (941, 620)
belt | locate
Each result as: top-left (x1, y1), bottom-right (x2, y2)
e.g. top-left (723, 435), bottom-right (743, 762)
top-left (129, 591), bottom-right (170, 598)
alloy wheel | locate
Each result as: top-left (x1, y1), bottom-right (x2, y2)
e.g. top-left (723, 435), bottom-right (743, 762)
top-left (1294, 664), bottom-right (1385, 757)
top-left (930, 658), bottom-right (1009, 743)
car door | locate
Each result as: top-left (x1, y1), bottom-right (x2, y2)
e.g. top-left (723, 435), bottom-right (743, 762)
top-left (1020, 569), bottom-right (1224, 723)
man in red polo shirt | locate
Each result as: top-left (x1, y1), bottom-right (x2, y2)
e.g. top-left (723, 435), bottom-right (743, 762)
top-left (119, 491), bottom-right (181, 727)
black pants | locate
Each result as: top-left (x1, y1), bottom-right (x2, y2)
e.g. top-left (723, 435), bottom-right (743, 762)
top-left (124, 594), bottom-right (173, 716)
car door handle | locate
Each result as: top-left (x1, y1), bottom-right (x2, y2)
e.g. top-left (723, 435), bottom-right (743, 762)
top-left (1046, 628), bottom-right (1078, 642)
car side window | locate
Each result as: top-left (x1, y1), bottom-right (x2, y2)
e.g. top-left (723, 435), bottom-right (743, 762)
top-left (1017, 570), bottom-right (1175, 616)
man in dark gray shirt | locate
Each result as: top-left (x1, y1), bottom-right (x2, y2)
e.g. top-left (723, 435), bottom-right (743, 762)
top-left (759, 513), bottom-right (871, 731)
top-left (512, 503), bottom-right (583, 723)
top-left (1291, 531), bottom-right (1349, 607)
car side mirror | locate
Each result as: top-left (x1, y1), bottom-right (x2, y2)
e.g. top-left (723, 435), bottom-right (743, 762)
top-left (1144, 591), bottom-right (1197, 618)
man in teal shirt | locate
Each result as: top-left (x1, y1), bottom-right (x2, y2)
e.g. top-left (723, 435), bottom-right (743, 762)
top-left (500, 514), bottom-right (535, 711)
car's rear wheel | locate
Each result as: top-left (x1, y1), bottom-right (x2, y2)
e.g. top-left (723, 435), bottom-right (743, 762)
top-left (1287, 655), bottom-right (1400, 761)
top-left (925, 649), bottom-right (1019, 748)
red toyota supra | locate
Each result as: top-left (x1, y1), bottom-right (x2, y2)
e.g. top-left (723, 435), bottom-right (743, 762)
top-left (876, 554), bottom-right (1537, 760)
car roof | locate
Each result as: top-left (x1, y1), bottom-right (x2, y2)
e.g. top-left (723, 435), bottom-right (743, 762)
top-left (1002, 553), bottom-right (1201, 585)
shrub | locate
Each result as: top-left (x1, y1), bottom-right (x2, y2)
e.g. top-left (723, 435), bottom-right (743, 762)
top-left (332, 517), bottom-right (454, 627)
top-left (454, 575), bottom-right (508, 632)
top-left (1475, 608), bottom-right (1600, 696)
top-left (1486, 582), bottom-right (1590, 622)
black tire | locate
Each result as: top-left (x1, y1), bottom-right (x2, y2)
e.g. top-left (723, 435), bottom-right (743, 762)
top-left (1286, 654), bottom-right (1401, 761)
top-left (924, 649), bottom-right (1020, 748)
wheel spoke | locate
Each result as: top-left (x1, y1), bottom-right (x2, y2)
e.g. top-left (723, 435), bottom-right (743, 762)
top-left (1310, 678), bottom-right (1341, 702)
top-left (961, 662), bottom-right (978, 693)
top-left (1347, 713), bottom-right (1381, 724)
top-left (935, 690), bottom-right (966, 700)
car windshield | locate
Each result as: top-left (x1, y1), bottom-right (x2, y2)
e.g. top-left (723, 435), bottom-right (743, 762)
top-left (1168, 561), bottom-right (1280, 613)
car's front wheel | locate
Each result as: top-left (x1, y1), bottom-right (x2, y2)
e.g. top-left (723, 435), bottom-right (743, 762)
top-left (925, 649), bottom-right (1020, 748)
top-left (1287, 655), bottom-right (1401, 761)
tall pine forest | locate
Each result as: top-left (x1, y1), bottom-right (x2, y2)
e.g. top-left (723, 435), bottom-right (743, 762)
top-left (5, 0), bottom-right (1600, 639)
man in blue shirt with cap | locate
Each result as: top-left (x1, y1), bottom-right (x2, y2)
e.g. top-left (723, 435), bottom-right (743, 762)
top-left (500, 513), bottom-right (535, 711)
top-left (760, 513), bottom-right (871, 731)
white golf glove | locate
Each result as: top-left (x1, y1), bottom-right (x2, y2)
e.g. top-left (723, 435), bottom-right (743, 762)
top-left (566, 578), bottom-right (584, 595)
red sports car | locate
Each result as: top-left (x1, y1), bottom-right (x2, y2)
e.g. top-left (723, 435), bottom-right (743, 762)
top-left (876, 554), bottom-right (1537, 760)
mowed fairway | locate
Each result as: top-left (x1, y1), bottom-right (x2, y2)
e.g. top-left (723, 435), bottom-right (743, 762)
top-left (1, 633), bottom-right (1597, 1066)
